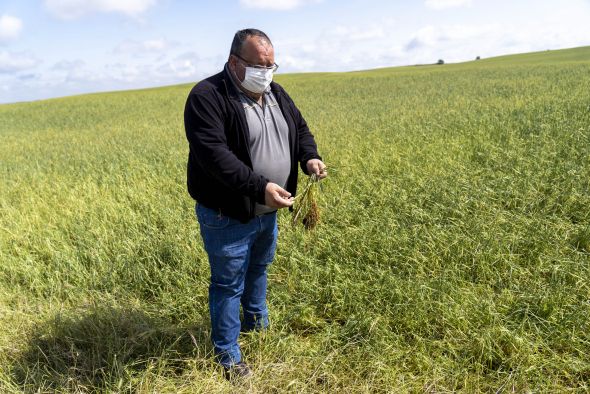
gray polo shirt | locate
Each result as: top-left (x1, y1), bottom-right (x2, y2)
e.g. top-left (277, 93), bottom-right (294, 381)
top-left (225, 64), bottom-right (291, 215)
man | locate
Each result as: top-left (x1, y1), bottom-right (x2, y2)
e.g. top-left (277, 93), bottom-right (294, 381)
top-left (184, 28), bottom-right (327, 379)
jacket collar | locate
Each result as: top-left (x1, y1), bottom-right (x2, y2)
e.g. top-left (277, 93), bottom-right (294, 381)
top-left (222, 64), bottom-right (241, 101)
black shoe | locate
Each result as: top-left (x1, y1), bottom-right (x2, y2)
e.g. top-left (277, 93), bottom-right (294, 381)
top-left (223, 361), bottom-right (252, 381)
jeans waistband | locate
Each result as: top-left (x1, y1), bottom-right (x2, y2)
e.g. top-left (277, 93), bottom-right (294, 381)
top-left (257, 209), bottom-right (277, 217)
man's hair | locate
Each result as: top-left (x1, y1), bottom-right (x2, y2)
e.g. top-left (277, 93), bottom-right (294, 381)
top-left (230, 28), bottom-right (272, 57)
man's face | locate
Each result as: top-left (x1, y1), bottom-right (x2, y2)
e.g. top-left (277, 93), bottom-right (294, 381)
top-left (228, 35), bottom-right (275, 84)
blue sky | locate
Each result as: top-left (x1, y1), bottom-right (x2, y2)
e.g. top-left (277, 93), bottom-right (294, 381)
top-left (1, 0), bottom-right (589, 103)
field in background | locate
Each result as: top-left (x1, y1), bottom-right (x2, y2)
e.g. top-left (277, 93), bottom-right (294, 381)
top-left (1, 46), bottom-right (589, 392)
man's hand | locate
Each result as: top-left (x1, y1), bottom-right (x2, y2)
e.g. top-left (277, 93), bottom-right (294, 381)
top-left (306, 159), bottom-right (328, 180)
top-left (265, 183), bottom-right (294, 208)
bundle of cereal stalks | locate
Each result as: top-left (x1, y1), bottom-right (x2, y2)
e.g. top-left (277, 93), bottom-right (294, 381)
top-left (292, 173), bottom-right (321, 230)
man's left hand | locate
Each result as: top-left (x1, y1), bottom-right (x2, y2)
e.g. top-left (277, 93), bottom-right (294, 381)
top-left (306, 159), bottom-right (327, 180)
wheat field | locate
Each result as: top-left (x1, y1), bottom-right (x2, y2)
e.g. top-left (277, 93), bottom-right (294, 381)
top-left (1, 46), bottom-right (589, 392)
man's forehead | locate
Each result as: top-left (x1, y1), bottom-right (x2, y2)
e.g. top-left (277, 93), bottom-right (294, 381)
top-left (243, 36), bottom-right (273, 56)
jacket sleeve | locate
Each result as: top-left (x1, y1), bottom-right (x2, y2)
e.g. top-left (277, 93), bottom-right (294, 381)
top-left (282, 90), bottom-right (322, 175)
top-left (184, 88), bottom-right (268, 204)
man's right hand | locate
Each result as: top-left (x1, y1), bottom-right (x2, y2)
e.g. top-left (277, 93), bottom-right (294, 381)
top-left (265, 183), bottom-right (294, 208)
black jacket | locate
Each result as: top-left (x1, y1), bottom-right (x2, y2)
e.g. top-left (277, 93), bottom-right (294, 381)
top-left (184, 68), bottom-right (322, 223)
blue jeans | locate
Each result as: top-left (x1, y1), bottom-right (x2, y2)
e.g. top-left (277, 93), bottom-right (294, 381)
top-left (196, 203), bottom-right (278, 367)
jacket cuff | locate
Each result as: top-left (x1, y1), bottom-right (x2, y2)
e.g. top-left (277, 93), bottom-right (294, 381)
top-left (256, 178), bottom-right (269, 204)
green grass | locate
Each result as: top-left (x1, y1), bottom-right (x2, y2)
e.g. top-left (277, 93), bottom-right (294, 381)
top-left (1, 46), bottom-right (589, 392)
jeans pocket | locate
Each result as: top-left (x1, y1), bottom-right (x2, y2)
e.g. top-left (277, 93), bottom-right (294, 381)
top-left (196, 204), bottom-right (231, 230)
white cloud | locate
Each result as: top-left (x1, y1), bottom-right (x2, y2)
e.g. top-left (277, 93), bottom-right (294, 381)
top-left (274, 15), bottom-right (590, 75)
top-left (274, 20), bottom-right (402, 72)
top-left (404, 24), bottom-right (500, 51)
top-left (44, 0), bottom-right (157, 19)
top-left (18, 73), bottom-right (38, 81)
top-left (156, 52), bottom-right (201, 79)
top-left (4, 2), bottom-right (590, 104)
top-left (0, 48), bottom-right (218, 102)
top-left (143, 39), bottom-right (167, 51)
top-left (239, 0), bottom-right (321, 11)
top-left (401, 21), bottom-right (590, 65)
top-left (51, 59), bottom-right (86, 71)
top-left (0, 15), bottom-right (23, 42)
top-left (104, 63), bottom-right (143, 82)
top-left (279, 54), bottom-right (317, 70)
top-left (425, 0), bottom-right (472, 10)
top-left (113, 38), bottom-right (172, 55)
top-left (329, 25), bottom-right (386, 41)
top-left (0, 51), bottom-right (39, 73)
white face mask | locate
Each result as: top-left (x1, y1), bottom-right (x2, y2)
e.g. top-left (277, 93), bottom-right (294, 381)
top-left (240, 66), bottom-right (274, 94)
